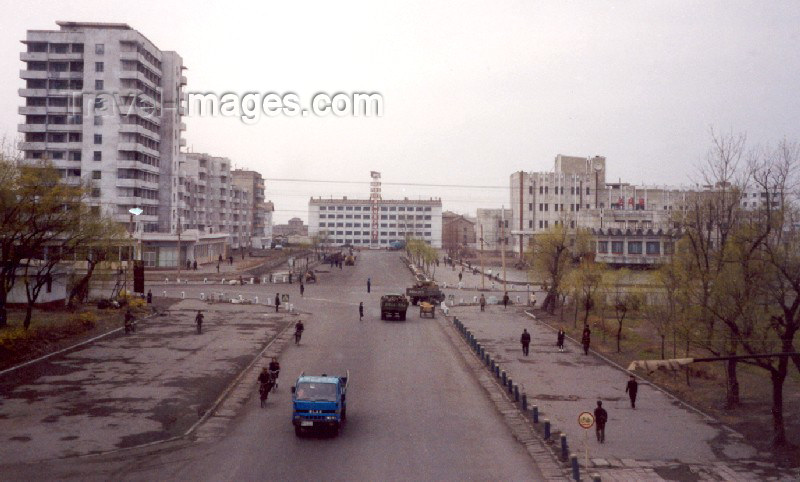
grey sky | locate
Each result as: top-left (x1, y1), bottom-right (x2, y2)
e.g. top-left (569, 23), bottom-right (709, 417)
top-left (3, 1), bottom-right (799, 222)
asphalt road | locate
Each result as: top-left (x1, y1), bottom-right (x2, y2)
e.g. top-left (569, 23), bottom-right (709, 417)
top-left (29, 250), bottom-right (542, 481)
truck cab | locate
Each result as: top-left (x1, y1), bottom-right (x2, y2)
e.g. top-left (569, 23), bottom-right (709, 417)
top-left (291, 371), bottom-right (349, 436)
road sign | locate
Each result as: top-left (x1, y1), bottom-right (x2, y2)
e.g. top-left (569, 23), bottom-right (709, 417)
top-left (578, 411), bottom-right (594, 429)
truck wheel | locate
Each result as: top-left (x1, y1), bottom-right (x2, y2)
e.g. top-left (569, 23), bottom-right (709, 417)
top-left (400, 312), bottom-right (406, 321)
top-left (294, 426), bottom-right (302, 437)
top-left (380, 312), bottom-right (385, 320)
top-left (411, 298), bottom-right (418, 305)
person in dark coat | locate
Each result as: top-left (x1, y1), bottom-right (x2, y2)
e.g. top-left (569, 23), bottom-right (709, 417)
top-left (275, 293), bottom-right (281, 313)
top-left (520, 329), bottom-right (531, 356)
top-left (367, 278), bottom-right (371, 293)
top-left (581, 324), bottom-right (591, 355)
top-left (625, 375), bottom-right (639, 409)
top-left (147, 289), bottom-right (152, 304)
top-left (359, 302), bottom-right (364, 321)
top-left (503, 292), bottom-right (510, 309)
top-left (594, 400), bottom-right (608, 443)
top-left (557, 327), bottom-right (565, 352)
top-left (193, 260), bottom-right (197, 270)
top-left (300, 282), bottom-right (305, 297)
top-left (479, 294), bottom-right (486, 312)
top-left (229, 255), bottom-right (233, 265)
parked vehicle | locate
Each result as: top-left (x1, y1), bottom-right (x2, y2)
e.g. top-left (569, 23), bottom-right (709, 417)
top-left (380, 293), bottom-right (409, 321)
top-left (419, 301), bottom-right (436, 318)
top-left (291, 371), bottom-right (349, 436)
top-left (406, 280), bottom-right (445, 305)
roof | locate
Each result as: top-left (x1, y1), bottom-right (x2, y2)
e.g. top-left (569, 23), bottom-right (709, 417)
top-left (298, 375), bottom-right (341, 384)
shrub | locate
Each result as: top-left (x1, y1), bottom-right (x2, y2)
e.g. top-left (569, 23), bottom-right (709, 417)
top-left (128, 298), bottom-right (146, 309)
top-left (71, 311), bottom-right (97, 329)
top-left (0, 327), bottom-right (31, 349)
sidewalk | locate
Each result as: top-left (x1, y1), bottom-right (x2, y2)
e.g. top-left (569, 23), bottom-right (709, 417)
top-left (448, 305), bottom-right (798, 481)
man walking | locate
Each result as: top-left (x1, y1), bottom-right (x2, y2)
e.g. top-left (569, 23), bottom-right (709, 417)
top-left (275, 293), bottom-right (281, 313)
top-left (557, 327), bottom-right (565, 352)
top-left (300, 282), bottom-right (305, 297)
top-left (581, 324), bottom-right (591, 355)
top-left (195, 310), bottom-right (204, 334)
top-left (626, 375), bottom-right (639, 409)
top-left (520, 329), bottom-right (531, 356)
top-left (503, 292), bottom-right (510, 309)
top-left (479, 294), bottom-right (486, 312)
top-left (367, 278), bottom-right (371, 293)
top-left (594, 400), bottom-right (608, 443)
top-left (359, 302), bottom-right (364, 321)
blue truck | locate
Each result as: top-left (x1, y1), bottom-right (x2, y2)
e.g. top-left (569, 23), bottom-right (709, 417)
top-left (291, 371), bottom-right (349, 436)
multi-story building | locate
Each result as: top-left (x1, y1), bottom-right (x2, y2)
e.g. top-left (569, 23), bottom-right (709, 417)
top-left (18, 21), bottom-right (186, 234)
top-left (232, 169), bottom-right (273, 249)
top-left (509, 154), bottom-right (710, 267)
top-left (476, 208), bottom-right (512, 252)
top-left (441, 211), bottom-right (476, 253)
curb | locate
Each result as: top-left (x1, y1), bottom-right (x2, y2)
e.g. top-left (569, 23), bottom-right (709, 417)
top-left (0, 311), bottom-right (158, 378)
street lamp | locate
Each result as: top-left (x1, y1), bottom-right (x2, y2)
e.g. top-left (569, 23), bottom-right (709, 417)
top-left (128, 207), bottom-right (143, 295)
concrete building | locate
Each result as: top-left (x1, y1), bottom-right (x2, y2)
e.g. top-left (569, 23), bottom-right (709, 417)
top-left (509, 154), bottom-right (709, 267)
top-left (18, 21), bottom-right (186, 233)
top-left (273, 217), bottom-right (308, 239)
top-left (476, 208), bottom-right (512, 252)
top-left (232, 169), bottom-right (273, 249)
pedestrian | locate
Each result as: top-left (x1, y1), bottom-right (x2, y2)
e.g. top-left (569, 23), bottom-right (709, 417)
top-left (581, 324), bottom-right (591, 355)
top-left (193, 260), bottom-right (197, 271)
top-left (186, 259), bottom-right (191, 270)
top-left (124, 308), bottom-right (136, 334)
top-left (275, 293), bottom-right (281, 313)
top-left (289, 272), bottom-right (293, 284)
top-left (520, 328), bottom-right (531, 356)
top-left (594, 400), bottom-right (608, 443)
top-left (367, 277), bottom-right (371, 293)
top-left (458, 272), bottom-right (462, 282)
top-left (216, 263), bottom-right (220, 273)
top-left (503, 291), bottom-right (510, 309)
top-left (195, 310), bottom-right (204, 334)
top-left (300, 282), bottom-right (305, 297)
top-left (146, 289), bottom-right (152, 304)
top-left (229, 255), bottom-right (233, 266)
top-left (625, 375), bottom-right (639, 409)
top-left (218, 254), bottom-right (223, 264)
top-left (557, 327), bottom-right (565, 352)
top-left (359, 302), bottom-right (364, 321)
top-left (479, 294), bottom-right (486, 312)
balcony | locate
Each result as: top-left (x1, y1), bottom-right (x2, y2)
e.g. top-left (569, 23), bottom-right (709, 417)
top-left (47, 52), bottom-right (84, 61)
top-left (116, 178), bottom-right (159, 189)
top-left (20, 52), bottom-right (47, 62)
top-left (20, 70), bottom-right (48, 80)
top-left (18, 88), bottom-right (48, 97)
top-left (18, 124), bottom-right (47, 133)
top-left (18, 106), bottom-right (47, 115)
top-left (119, 51), bottom-right (163, 76)
top-left (179, 121), bottom-right (186, 131)
top-left (47, 71), bottom-right (84, 80)
top-left (46, 124), bottom-right (83, 132)
top-left (179, 138), bottom-right (186, 147)
top-left (119, 123), bottom-right (161, 140)
top-left (117, 142), bottom-right (159, 158)
top-left (180, 75), bottom-right (187, 86)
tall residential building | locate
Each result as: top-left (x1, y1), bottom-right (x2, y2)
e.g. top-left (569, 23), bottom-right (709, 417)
top-left (232, 169), bottom-right (273, 248)
top-left (18, 21), bottom-right (186, 233)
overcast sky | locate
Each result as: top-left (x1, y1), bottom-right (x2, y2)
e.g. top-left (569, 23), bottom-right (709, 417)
top-left (3, 1), bottom-right (799, 223)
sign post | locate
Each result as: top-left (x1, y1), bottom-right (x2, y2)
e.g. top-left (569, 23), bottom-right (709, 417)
top-left (578, 411), bottom-right (594, 471)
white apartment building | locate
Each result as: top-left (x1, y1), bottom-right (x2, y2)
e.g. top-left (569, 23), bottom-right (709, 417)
top-left (475, 208), bottom-right (512, 251)
top-left (308, 198), bottom-right (443, 248)
top-left (18, 21), bottom-right (186, 234)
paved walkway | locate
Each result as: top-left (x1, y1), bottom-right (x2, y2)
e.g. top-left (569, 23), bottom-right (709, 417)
top-left (448, 305), bottom-right (798, 481)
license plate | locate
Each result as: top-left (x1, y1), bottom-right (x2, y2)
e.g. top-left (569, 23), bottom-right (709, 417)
top-left (301, 421), bottom-right (313, 427)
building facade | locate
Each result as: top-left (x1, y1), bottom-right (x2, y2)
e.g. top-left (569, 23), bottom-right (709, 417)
top-left (18, 21), bottom-right (186, 234)
top-left (441, 211), bottom-right (476, 252)
top-left (476, 208), bottom-right (512, 252)
top-left (232, 169), bottom-right (273, 248)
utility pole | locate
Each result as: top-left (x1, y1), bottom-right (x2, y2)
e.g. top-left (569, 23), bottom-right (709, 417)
top-left (479, 224), bottom-right (485, 290)
top-left (501, 206), bottom-right (507, 293)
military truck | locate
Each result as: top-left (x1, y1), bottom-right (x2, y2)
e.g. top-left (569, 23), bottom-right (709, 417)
top-left (406, 280), bottom-right (445, 305)
top-left (291, 371), bottom-right (349, 436)
top-left (380, 293), bottom-right (409, 321)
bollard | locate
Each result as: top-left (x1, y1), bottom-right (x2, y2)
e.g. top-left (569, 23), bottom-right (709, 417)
top-left (490, 359), bottom-right (495, 371)
top-left (507, 378), bottom-right (514, 394)
top-left (176, 278), bottom-right (180, 284)
top-left (239, 294), bottom-right (244, 301)
top-left (522, 393), bottom-right (528, 411)
top-left (571, 454), bottom-right (580, 481)
top-left (501, 370), bottom-right (507, 385)
top-left (204, 278), bottom-right (208, 284)
top-left (200, 293), bottom-right (205, 300)
top-left (516, 295), bottom-right (520, 304)
top-left (181, 291), bottom-right (185, 299)
top-left (543, 419), bottom-right (551, 440)
top-left (262, 276), bottom-right (267, 284)
top-left (560, 434), bottom-right (568, 461)
top-left (254, 296), bottom-right (258, 304)
top-left (494, 365), bottom-right (500, 378)
top-left (514, 384), bottom-right (519, 402)
top-left (590, 473), bottom-right (601, 482)
top-left (162, 290), bottom-right (167, 297)
top-left (221, 278), bottom-right (226, 285)
top-left (532, 405), bottom-right (539, 423)
top-left (165, 278), bottom-right (169, 284)
top-left (250, 277), bottom-right (254, 284)
top-left (473, 295), bottom-right (478, 303)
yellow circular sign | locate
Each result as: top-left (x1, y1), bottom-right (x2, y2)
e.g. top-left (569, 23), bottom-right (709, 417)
top-left (578, 411), bottom-right (594, 429)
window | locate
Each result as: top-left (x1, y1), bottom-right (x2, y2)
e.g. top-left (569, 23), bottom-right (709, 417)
top-left (646, 241), bottom-right (660, 255)
top-left (70, 151), bottom-right (81, 161)
top-left (611, 241), bottom-right (624, 254)
top-left (529, 203), bottom-right (533, 211)
top-left (528, 186), bottom-right (533, 194)
top-left (94, 116), bottom-right (102, 126)
top-left (92, 170), bottom-right (101, 180)
top-left (628, 241), bottom-right (643, 254)
top-left (95, 79), bottom-right (104, 90)
top-left (91, 188), bottom-right (100, 198)
top-left (528, 220), bottom-right (533, 228)
top-left (554, 204), bottom-right (559, 211)
top-left (597, 241), bottom-right (608, 253)
top-left (95, 62), bottom-right (104, 72)
top-left (93, 151), bottom-right (101, 161)
top-left (95, 43), bottom-right (104, 54)
top-left (94, 134), bottom-right (102, 144)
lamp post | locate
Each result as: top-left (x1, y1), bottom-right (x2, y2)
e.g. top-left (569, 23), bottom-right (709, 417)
top-left (128, 207), bottom-right (143, 295)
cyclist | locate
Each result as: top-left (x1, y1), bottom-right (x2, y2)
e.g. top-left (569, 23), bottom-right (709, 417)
top-left (268, 357), bottom-right (281, 390)
top-left (258, 367), bottom-right (274, 407)
top-left (294, 320), bottom-right (304, 344)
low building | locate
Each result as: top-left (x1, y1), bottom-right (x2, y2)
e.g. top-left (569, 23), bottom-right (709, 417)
top-left (273, 217), bottom-right (308, 239)
top-left (441, 211), bottom-right (476, 253)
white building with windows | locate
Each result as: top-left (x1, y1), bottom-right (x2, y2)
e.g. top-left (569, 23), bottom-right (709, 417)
top-left (309, 197), bottom-right (443, 248)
